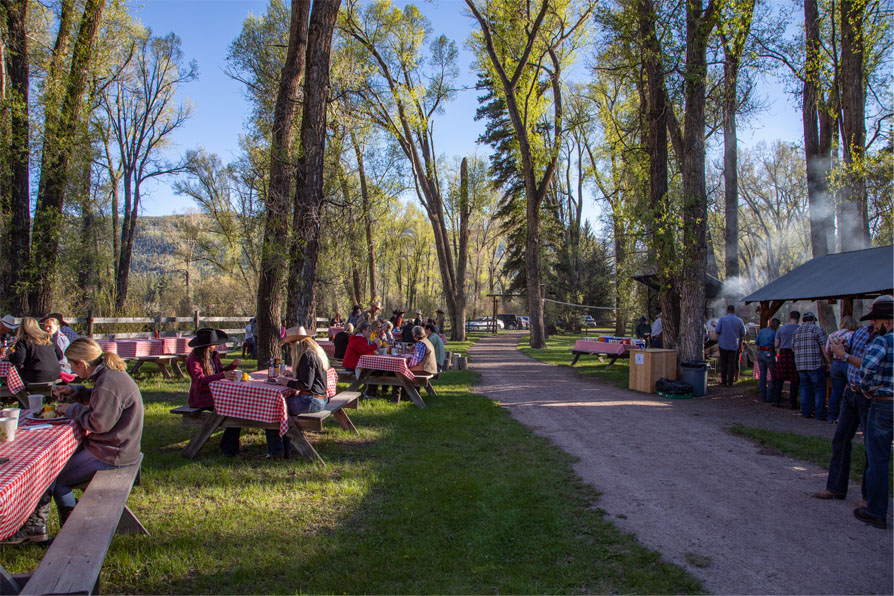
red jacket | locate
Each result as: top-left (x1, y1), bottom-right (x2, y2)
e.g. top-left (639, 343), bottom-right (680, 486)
top-left (342, 335), bottom-right (377, 369)
top-left (186, 351), bottom-right (236, 409)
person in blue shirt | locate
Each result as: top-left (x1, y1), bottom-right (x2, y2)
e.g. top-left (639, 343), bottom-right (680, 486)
top-left (830, 296), bottom-right (893, 529)
top-left (756, 317), bottom-right (780, 402)
top-left (715, 305), bottom-right (746, 387)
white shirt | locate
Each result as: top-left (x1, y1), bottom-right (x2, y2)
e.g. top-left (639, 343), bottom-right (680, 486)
top-left (651, 317), bottom-right (663, 337)
top-left (245, 323), bottom-right (254, 340)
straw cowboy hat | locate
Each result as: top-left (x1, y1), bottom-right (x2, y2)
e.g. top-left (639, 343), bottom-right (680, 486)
top-left (188, 328), bottom-right (228, 348)
top-left (281, 325), bottom-right (312, 344)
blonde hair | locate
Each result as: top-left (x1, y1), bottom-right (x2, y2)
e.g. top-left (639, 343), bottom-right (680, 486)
top-left (65, 337), bottom-right (127, 371)
top-left (344, 322), bottom-right (354, 334)
top-left (840, 316), bottom-right (858, 332)
top-left (290, 337), bottom-right (329, 371)
top-left (17, 317), bottom-right (51, 346)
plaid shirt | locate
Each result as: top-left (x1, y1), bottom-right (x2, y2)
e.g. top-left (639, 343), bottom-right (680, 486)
top-left (847, 325), bottom-right (877, 386)
top-left (859, 332), bottom-right (894, 396)
top-left (408, 341), bottom-right (427, 368)
top-left (792, 322), bottom-right (828, 371)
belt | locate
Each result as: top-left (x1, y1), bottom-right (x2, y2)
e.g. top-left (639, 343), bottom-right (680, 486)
top-left (865, 392), bottom-right (894, 401)
top-left (758, 346), bottom-right (774, 352)
top-left (299, 391), bottom-right (328, 401)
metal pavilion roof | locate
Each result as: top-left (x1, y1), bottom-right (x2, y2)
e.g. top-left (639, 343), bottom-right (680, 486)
top-left (742, 245), bottom-right (894, 304)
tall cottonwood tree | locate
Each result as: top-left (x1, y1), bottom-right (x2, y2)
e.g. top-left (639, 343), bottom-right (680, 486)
top-left (467, 0), bottom-right (595, 349)
top-left (286, 0), bottom-right (341, 330)
top-left (341, 0), bottom-right (469, 341)
top-left (256, 0), bottom-right (308, 365)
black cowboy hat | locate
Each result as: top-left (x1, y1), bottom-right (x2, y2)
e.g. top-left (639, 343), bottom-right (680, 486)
top-left (860, 299), bottom-right (894, 321)
top-left (188, 328), bottom-right (228, 348)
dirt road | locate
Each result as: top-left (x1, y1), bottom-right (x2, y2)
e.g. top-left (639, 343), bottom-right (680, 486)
top-left (470, 334), bottom-right (893, 595)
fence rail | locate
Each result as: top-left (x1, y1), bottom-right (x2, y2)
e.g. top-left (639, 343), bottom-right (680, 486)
top-left (8, 311), bottom-right (329, 340)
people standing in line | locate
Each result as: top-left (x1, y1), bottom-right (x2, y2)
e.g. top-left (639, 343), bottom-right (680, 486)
top-left (813, 300), bottom-right (887, 505)
top-left (346, 305), bottom-right (363, 328)
top-left (792, 311), bottom-right (830, 420)
top-left (6, 317), bottom-right (63, 384)
top-left (332, 323), bottom-right (353, 360)
top-left (243, 317), bottom-right (257, 359)
top-left (635, 316), bottom-right (651, 340)
top-left (185, 329), bottom-right (242, 457)
top-left (756, 317), bottom-right (780, 402)
top-left (650, 313), bottom-right (663, 348)
top-left (435, 309), bottom-right (445, 333)
top-left (424, 323), bottom-right (445, 374)
top-left (773, 311), bottom-right (801, 408)
top-left (829, 296), bottom-right (893, 529)
top-left (715, 305), bottom-right (746, 388)
top-left (826, 316), bottom-right (858, 423)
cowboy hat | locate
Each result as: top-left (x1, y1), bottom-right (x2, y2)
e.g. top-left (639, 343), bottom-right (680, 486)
top-left (415, 310), bottom-right (422, 314)
top-left (436, 309), bottom-right (444, 314)
top-left (1, 314), bottom-right (18, 330)
top-left (41, 312), bottom-right (70, 327)
top-left (860, 299), bottom-right (893, 321)
top-left (370, 301), bottom-right (382, 310)
top-left (281, 325), bottom-right (312, 343)
top-left (188, 328), bottom-right (228, 348)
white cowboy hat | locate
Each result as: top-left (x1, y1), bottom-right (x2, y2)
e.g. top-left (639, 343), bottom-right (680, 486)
top-left (281, 325), bottom-right (312, 344)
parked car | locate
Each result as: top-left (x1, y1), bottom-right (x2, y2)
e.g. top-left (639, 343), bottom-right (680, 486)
top-left (580, 315), bottom-right (596, 328)
top-left (519, 315), bottom-right (530, 329)
top-left (466, 317), bottom-right (505, 332)
top-left (496, 313), bottom-right (522, 330)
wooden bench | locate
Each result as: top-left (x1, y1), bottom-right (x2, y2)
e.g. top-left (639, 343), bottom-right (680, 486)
top-left (16, 455), bottom-right (147, 596)
top-left (170, 391), bottom-right (361, 465)
top-left (130, 356), bottom-right (184, 379)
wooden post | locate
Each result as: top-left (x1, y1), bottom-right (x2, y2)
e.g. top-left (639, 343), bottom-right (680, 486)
top-left (492, 295), bottom-right (498, 334)
top-left (193, 310), bottom-right (200, 332)
top-left (759, 301), bottom-right (769, 329)
top-left (842, 297), bottom-right (854, 318)
top-left (87, 309), bottom-right (95, 338)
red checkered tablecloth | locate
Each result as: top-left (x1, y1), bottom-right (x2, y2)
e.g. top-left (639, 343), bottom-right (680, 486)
top-left (254, 367), bottom-right (338, 397)
top-left (317, 340), bottom-right (335, 357)
top-left (115, 340), bottom-right (161, 358)
top-left (357, 354), bottom-right (416, 381)
top-left (96, 340), bottom-right (118, 354)
top-left (573, 340), bottom-right (629, 355)
top-left (0, 417), bottom-right (80, 540)
top-left (151, 337), bottom-right (181, 355)
top-left (328, 326), bottom-right (344, 338)
top-left (210, 379), bottom-right (290, 436)
top-left (0, 360), bottom-right (25, 394)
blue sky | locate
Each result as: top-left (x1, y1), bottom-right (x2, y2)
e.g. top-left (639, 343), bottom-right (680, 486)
top-left (131, 0), bottom-right (803, 220)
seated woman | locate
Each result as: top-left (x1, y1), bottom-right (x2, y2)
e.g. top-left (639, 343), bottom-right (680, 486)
top-left (266, 329), bottom-right (330, 458)
top-left (0, 338), bottom-right (143, 544)
top-left (186, 328), bottom-right (242, 457)
top-left (42, 315), bottom-right (74, 380)
top-left (333, 323), bottom-right (353, 360)
top-left (381, 321), bottom-right (395, 343)
top-left (6, 316), bottom-right (62, 384)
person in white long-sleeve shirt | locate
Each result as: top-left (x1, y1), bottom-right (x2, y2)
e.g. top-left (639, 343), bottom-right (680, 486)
top-left (651, 313), bottom-right (663, 348)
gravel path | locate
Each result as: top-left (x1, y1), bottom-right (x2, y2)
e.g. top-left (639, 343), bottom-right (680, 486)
top-left (470, 333), bottom-right (893, 595)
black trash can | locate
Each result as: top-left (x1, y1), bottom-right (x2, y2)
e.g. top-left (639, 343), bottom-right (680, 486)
top-left (680, 360), bottom-right (708, 397)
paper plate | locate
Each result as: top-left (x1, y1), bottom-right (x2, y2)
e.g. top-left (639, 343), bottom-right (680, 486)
top-left (25, 412), bottom-right (68, 422)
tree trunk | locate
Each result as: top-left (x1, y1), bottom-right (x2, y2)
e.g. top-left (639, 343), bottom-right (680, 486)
top-left (453, 157), bottom-right (470, 341)
top-left (287, 0), bottom-right (340, 330)
top-left (351, 133), bottom-right (377, 301)
top-left (29, 0), bottom-right (105, 314)
top-left (613, 216), bottom-right (626, 336)
top-left (722, 52), bottom-right (739, 280)
top-left (838, 0), bottom-right (868, 250)
top-left (2, 0), bottom-right (29, 314)
top-left (256, 0), bottom-right (309, 364)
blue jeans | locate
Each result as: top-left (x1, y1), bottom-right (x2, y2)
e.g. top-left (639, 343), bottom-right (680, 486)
top-left (864, 399), bottom-right (893, 520)
top-left (826, 388), bottom-right (869, 497)
top-left (51, 446), bottom-right (118, 509)
top-left (799, 367), bottom-right (827, 420)
top-left (220, 427), bottom-right (241, 456)
top-left (265, 393), bottom-right (328, 457)
top-left (828, 361), bottom-right (848, 421)
top-left (758, 352), bottom-right (776, 402)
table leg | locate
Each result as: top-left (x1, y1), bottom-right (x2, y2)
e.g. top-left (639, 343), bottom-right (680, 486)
top-left (398, 377), bottom-right (427, 409)
top-left (285, 419), bottom-right (325, 465)
top-left (421, 380), bottom-right (437, 397)
top-left (346, 369), bottom-right (372, 393)
top-left (170, 359), bottom-right (185, 379)
top-left (0, 564), bottom-right (21, 595)
top-left (332, 409), bottom-right (359, 435)
top-left (606, 354), bottom-right (620, 369)
top-left (181, 413), bottom-right (226, 459)
top-left (570, 352), bottom-right (582, 366)
top-left (155, 361), bottom-right (172, 379)
top-left (116, 506), bottom-right (150, 536)
top-left (130, 360), bottom-right (145, 375)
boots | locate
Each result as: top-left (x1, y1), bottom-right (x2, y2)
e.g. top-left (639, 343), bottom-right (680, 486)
top-left (0, 493), bottom-right (51, 544)
top-left (57, 504), bottom-right (76, 527)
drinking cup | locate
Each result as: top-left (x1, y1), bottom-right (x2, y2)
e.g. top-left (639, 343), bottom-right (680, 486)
top-left (27, 394), bottom-right (43, 412)
top-left (0, 417), bottom-right (16, 441)
top-left (1, 408), bottom-right (20, 422)
top-left (233, 369), bottom-right (243, 381)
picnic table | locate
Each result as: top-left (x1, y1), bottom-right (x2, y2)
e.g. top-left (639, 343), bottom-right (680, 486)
top-left (317, 340), bottom-right (336, 358)
top-left (0, 360), bottom-right (26, 396)
top-left (570, 339), bottom-right (639, 368)
top-left (96, 338), bottom-right (227, 379)
top-left (173, 368), bottom-right (357, 464)
top-left (346, 354), bottom-right (435, 409)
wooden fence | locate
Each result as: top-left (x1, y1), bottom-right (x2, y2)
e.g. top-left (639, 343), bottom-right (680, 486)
top-left (15, 311), bottom-right (330, 340)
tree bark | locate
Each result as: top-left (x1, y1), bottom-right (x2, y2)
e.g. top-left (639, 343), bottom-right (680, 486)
top-left (351, 133), bottom-right (377, 302)
top-left (256, 0), bottom-right (309, 364)
top-left (838, 0), bottom-right (868, 250)
top-left (29, 0), bottom-right (105, 314)
top-left (453, 157), bottom-right (470, 341)
top-left (1, 0), bottom-right (29, 314)
top-left (287, 0), bottom-right (340, 331)
top-left (722, 49), bottom-right (740, 281)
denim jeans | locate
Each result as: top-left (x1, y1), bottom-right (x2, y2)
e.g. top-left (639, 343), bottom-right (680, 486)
top-left (265, 393), bottom-right (328, 457)
top-left (828, 360), bottom-right (848, 421)
top-left (826, 388), bottom-right (869, 497)
top-left (51, 446), bottom-right (118, 509)
top-left (798, 367), bottom-right (827, 420)
top-left (773, 377), bottom-right (799, 408)
top-left (220, 427), bottom-right (242, 456)
top-left (758, 352), bottom-right (776, 402)
top-left (864, 399), bottom-right (893, 520)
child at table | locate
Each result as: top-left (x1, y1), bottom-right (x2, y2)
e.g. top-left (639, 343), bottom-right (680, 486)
top-left (186, 328), bottom-right (242, 457)
top-left (267, 331), bottom-right (330, 458)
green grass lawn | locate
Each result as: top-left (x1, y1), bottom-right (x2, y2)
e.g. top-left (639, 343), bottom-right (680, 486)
top-left (1, 352), bottom-right (700, 594)
top-left (518, 334), bottom-right (632, 388)
top-left (729, 424), bottom-right (893, 490)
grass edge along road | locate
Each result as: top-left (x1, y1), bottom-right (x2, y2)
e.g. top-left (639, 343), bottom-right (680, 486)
top-left (2, 352), bottom-right (700, 594)
top-left (518, 333), bottom-right (631, 388)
